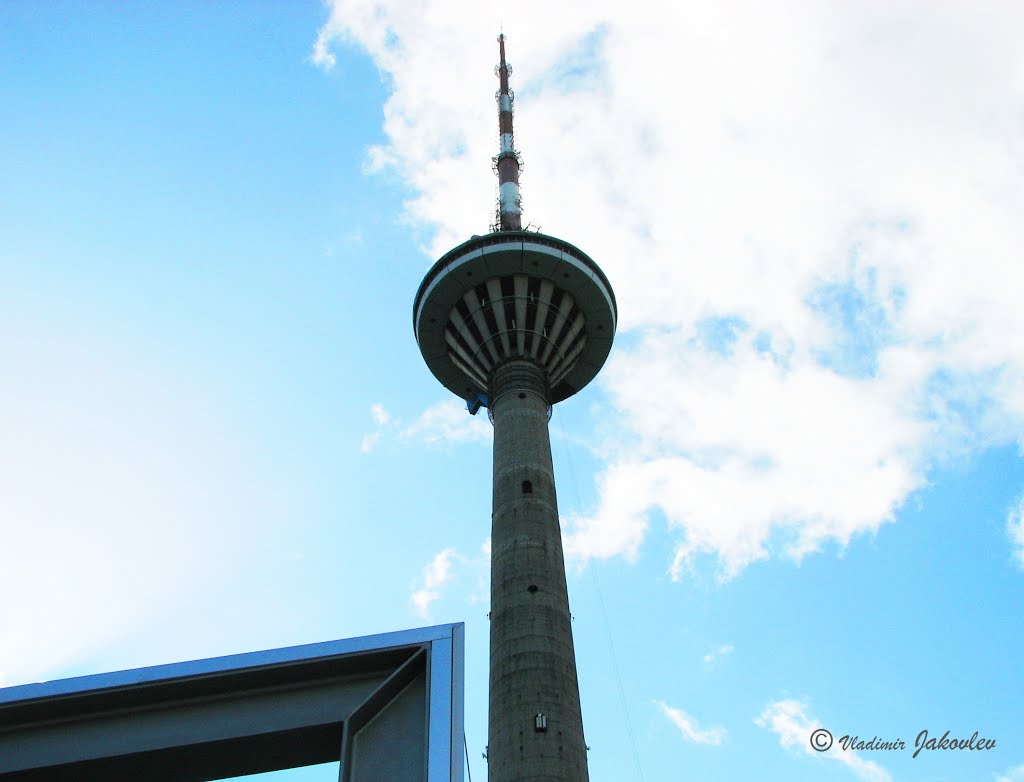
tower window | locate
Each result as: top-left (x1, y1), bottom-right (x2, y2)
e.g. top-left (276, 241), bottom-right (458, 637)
top-left (521, 480), bottom-right (533, 494)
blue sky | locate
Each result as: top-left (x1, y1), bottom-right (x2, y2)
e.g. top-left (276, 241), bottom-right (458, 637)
top-left (2, 2), bottom-right (1023, 781)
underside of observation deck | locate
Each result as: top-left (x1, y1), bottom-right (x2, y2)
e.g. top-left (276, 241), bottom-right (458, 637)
top-left (413, 231), bottom-right (617, 405)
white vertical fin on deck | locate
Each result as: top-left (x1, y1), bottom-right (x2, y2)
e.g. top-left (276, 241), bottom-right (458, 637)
top-left (464, 289), bottom-right (501, 364)
top-left (486, 278), bottom-right (511, 356)
top-left (514, 274), bottom-right (528, 356)
top-left (531, 280), bottom-right (554, 359)
top-left (540, 292), bottom-right (574, 367)
top-left (449, 309), bottom-right (491, 372)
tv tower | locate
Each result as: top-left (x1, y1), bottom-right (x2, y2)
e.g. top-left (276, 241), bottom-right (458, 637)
top-left (413, 34), bottom-right (616, 782)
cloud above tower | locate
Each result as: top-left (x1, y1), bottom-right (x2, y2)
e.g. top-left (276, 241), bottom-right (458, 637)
top-left (313, 0), bottom-right (1024, 576)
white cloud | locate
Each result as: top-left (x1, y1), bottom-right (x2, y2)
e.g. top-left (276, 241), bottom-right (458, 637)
top-left (567, 337), bottom-right (928, 577)
top-left (1008, 495), bottom-right (1024, 568)
top-left (466, 543), bottom-right (491, 608)
top-left (310, 39), bottom-right (335, 70)
top-left (412, 541), bottom-right (492, 614)
top-left (402, 399), bottom-right (491, 446)
top-left (315, 1), bottom-right (1024, 576)
top-left (703, 644), bottom-right (734, 665)
top-left (410, 548), bottom-right (458, 618)
top-left (656, 701), bottom-right (725, 746)
top-left (370, 403), bottom-right (391, 426)
top-left (996, 764), bottom-right (1024, 782)
top-left (755, 700), bottom-right (891, 782)
top-left (360, 403), bottom-right (394, 452)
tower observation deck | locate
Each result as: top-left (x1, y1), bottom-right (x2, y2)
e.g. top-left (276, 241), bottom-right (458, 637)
top-left (413, 35), bottom-right (616, 782)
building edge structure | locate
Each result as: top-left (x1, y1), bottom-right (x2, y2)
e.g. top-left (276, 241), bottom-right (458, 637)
top-left (413, 35), bottom-right (617, 782)
top-left (0, 624), bottom-right (465, 781)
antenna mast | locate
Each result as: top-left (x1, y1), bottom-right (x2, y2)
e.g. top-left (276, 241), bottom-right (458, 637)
top-left (494, 34), bottom-right (523, 231)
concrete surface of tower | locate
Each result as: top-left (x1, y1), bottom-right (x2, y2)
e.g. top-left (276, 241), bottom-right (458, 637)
top-left (413, 34), bottom-right (616, 782)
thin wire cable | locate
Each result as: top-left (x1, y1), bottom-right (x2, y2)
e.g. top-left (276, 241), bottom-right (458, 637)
top-left (589, 559), bottom-right (646, 782)
top-left (464, 731), bottom-right (473, 782)
top-left (555, 419), bottom-right (646, 782)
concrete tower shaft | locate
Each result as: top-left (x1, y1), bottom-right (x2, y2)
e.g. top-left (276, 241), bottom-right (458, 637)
top-left (488, 360), bottom-right (587, 782)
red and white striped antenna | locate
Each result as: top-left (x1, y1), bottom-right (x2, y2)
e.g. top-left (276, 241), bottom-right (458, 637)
top-left (493, 33), bottom-right (523, 231)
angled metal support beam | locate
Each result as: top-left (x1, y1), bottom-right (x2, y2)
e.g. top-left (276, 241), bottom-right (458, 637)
top-left (0, 623), bottom-right (464, 782)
